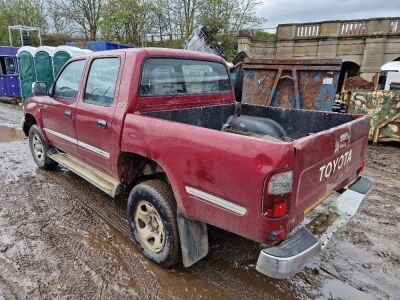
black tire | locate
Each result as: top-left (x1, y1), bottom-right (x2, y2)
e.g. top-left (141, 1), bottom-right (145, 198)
top-left (127, 180), bottom-right (181, 267)
top-left (28, 125), bottom-right (58, 170)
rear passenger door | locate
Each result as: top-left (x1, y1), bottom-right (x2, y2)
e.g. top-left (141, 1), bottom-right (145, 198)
top-left (74, 56), bottom-right (122, 174)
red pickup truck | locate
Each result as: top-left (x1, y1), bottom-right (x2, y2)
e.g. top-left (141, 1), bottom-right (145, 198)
top-left (22, 48), bottom-right (372, 278)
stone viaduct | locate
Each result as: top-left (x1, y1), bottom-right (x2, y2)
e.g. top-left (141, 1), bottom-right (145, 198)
top-left (238, 17), bottom-right (400, 89)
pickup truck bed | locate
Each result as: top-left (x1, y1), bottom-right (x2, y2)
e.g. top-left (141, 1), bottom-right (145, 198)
top-left (144, 103), bottom-right (355, 140)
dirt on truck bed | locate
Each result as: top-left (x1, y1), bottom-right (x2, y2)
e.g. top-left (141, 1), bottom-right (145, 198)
top-left (0, 102), bottom-right (399, 299)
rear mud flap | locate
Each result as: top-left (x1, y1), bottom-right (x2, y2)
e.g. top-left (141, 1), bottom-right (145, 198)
top-left (177, 211), bottom-right (209, 267)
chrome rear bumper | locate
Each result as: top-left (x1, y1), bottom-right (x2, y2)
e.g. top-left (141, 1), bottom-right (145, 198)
top-left (256, 176), bottom-right (372, 279)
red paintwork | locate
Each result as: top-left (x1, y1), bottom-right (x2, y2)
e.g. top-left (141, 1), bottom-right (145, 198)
top-left (41, 96), bottom-right (80, 157)
top-left (24, 48), bottom-right (370, 244)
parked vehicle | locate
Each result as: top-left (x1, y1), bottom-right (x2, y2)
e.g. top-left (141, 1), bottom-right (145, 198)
top-left (22, 48), bottom-right (372, 278)
top-left (378, 61), bottom-right (400, 91)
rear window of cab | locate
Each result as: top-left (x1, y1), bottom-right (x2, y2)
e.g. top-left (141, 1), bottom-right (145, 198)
top-left (140, 58), bottom-right (231, 97)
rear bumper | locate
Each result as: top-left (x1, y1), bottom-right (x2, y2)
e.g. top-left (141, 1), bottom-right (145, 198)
top-left (256, 176), bottom-right (372, 279)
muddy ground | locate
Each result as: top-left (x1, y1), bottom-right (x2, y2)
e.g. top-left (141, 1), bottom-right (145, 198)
top-left (0, 102), bottom-right (399, 299)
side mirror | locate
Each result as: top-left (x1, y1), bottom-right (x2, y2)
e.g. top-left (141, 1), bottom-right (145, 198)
top-left (32, 82), bottom-right (48, 96)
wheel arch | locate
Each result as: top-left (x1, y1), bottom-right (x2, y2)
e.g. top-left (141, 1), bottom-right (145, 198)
top-left (117, 152), bottom-right (182, 208)
top-left (118, 152), bottom-right (209, 267)
top-left (23, 113), bottom-right (37, 136)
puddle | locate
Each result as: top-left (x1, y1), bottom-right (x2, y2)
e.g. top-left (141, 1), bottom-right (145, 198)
top-left (318, 279), bottom-right (375, 300)
top-left (0, 126), bottom-right (25, 143)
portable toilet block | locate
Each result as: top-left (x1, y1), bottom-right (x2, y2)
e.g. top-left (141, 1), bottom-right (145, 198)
top-left (17, 46), bottom-right (37, 101)
top-left (34, 46), bottom-right (56, 89)
top-left (53, 46), bottom-right (92, 77)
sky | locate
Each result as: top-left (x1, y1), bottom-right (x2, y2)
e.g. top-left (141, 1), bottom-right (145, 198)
top-left (257, 0), bottom-right (400, 30)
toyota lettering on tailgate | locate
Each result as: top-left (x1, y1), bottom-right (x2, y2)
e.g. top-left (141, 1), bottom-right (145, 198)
top-left (319, 150), bottom-right (352, 181)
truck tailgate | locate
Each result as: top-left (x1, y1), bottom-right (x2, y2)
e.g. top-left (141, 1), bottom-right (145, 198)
top-left (292, 115), bottom-right (370, 213)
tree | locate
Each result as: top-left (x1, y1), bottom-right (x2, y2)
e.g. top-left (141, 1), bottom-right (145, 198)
top-left (0, 0), bottom-right (264, 49)
top-left (0, 0), bottom-right (48, 45)
top-left (195, 0), bottom-right (264, 60)
top-left (58, 0), bottom-right (107, 40)
top-left (197, 0), bottom-right (233, 35)
top-left (100, 0), bottom-right (154, 46)
top-left (0, 6), bottom-right (8, 44)
top-left (46, 0), bottom-right (70, 35)
top-left (230, 0), bottom-right (264, 33)
top-left (198, 0), bottom-right (263, 35)
top-left (182, 0), bottom-right (199, 35)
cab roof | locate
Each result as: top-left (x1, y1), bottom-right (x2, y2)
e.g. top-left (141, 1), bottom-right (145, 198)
top-left (75, 47), bottom-right (226, 63)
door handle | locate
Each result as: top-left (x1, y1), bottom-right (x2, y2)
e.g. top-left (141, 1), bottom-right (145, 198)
top-left (97, 119), bottom-right (107, 129)
top-left (64, 110), bottom-right (72, 118)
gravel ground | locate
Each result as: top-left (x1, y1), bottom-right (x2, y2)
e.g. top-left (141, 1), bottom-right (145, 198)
top-left (0, 102), bottom-right (399, 299)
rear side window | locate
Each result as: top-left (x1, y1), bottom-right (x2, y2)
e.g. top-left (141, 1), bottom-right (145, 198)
top-left (84, 57), bottom-right (120, 106)
top-left (140, 58), bottom-right (231, 96)
top-left (54, 60), bottom-right (85, 100)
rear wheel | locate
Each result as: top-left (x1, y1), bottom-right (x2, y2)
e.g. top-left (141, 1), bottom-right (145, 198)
top-left (127, 180), bottom-right (181, 267)
top-left (28, 125), bottom-right (58, 170)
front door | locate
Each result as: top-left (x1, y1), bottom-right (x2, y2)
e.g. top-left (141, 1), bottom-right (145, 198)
top-left (41, 59), bottom-right (86, 157)
top-left (74, 56), bottom-right (121, 174)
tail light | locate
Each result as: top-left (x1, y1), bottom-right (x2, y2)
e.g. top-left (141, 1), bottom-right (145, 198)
top-left (263, 170), bottom-right (293, 218)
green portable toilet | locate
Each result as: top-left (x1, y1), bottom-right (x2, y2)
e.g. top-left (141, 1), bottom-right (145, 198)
top-left (34, 46), bottom-right (56, 89)
top-left (53, 46), bottom-right (92, 77)
top-left (17, 46), bottom-right (37, 101)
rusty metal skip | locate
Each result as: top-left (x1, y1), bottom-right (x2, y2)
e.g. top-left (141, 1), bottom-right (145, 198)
top-left (235, 58), bottom-right (342, 111)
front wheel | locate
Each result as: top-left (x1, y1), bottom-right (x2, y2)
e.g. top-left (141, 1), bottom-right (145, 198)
top-left (127, 180), bottom-right (181, 267)
top-left (28, 125), bottom-right (58, 170)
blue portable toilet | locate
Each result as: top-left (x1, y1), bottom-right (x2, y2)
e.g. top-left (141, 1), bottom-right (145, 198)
top-left (0, 46), bottom-right (21, 98)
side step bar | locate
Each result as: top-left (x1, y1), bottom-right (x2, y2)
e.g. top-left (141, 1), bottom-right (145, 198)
top-left (48, 153), bottom-right (122, 197)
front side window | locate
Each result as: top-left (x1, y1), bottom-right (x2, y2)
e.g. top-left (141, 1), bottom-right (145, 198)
top-left (84, 57), bottom-right (120, 106)
top-left (54, 60), bottom-right (85, 100)
top-left (140, 58), bottom-right (231, 97)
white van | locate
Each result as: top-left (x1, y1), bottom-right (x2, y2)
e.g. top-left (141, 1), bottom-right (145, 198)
top-left (378, 61), bottom-right (400, 90)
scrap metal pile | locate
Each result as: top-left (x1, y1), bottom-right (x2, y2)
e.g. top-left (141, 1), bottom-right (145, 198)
top-left (183, 26), bottom-right (227, 60)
